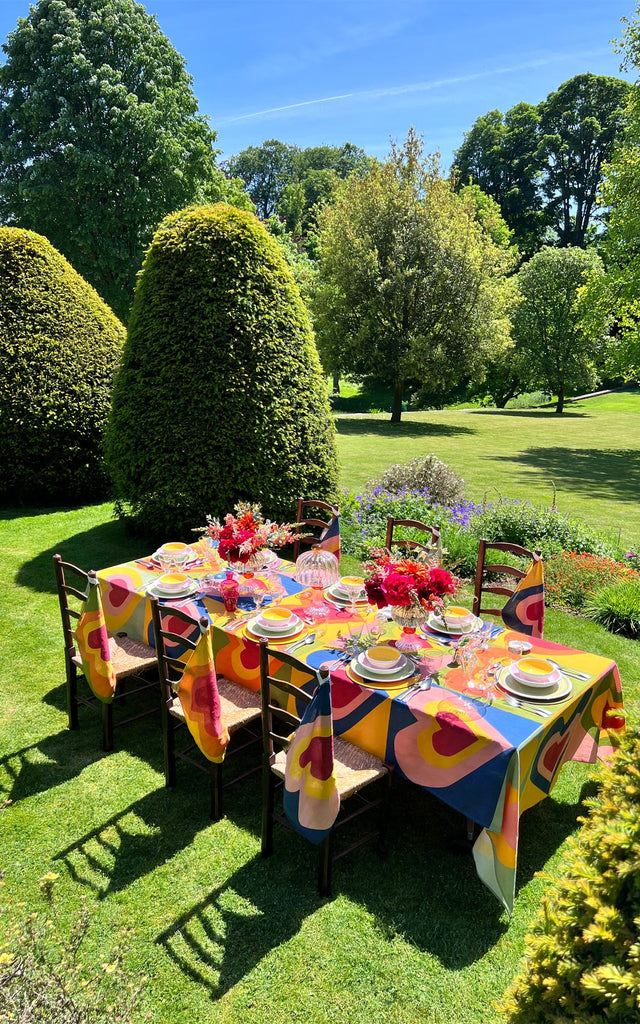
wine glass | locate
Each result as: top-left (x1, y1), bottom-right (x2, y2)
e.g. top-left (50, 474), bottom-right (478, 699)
top-left (342, 576), bottom-right (365, 616)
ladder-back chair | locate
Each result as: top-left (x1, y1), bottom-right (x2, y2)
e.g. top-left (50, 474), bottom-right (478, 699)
top-left (385, 516), bottom-right (441, 562)
top-left (292, 497), bottom-right (339, 562)
top-left (472, 539), bottom-right (542, 620)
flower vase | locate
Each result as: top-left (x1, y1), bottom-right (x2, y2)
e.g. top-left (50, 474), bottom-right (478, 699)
top-left (390, 601), bottom-right (426, 652)
top-left (230, 549), bottom-right (266, 578)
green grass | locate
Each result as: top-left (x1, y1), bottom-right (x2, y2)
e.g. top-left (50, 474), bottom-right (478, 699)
top-left (335, 390), bottom-right (640, 549)
top-left (2, 391), bottom-right (640, 1023)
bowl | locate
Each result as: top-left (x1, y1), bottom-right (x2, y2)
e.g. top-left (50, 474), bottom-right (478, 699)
top-left (514, 657), bottom-right (556, 682)
top-left (361, 646), bottom-right (403, 671)
top-left (257, 607), bottom-right (296, 631)
top-left (158, 542), bottom-right (191, 564)
top-left (156, 572), bottom-right (190, 592)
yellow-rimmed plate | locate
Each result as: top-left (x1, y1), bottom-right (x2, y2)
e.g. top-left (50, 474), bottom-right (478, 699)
top-left (243, 620), bottom-right (306, 644)
top-left (348, 657), bottom-right (416, 687)
top-left (346, 661), bottom-right (417, 692)
top-left (496, 666), bottom-right (572, 702)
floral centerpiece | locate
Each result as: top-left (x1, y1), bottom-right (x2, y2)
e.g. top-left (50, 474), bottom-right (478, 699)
top-left (203, 502), bottom-right (299, 569)
top-left (364, 550), bottom-right (458, 650)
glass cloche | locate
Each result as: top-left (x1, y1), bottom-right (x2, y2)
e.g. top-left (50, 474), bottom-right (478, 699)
top-left (294, 545), bottom-right (340, 620)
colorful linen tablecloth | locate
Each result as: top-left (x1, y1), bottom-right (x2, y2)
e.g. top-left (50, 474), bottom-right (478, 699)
top-left (97, 557), bottom-right (624, 913)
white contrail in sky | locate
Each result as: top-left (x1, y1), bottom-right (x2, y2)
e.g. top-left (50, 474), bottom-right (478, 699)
top-left (216, 49), bottom-right (611, 125)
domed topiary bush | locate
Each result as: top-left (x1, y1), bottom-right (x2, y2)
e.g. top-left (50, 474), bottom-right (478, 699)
top-left (106, 204), bottom-right (339, 535)
top-left (0, 229), bottom-right (125, 503)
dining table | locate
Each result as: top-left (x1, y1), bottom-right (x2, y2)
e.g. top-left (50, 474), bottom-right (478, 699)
top-left (96, 550), bottom-right (625, 914)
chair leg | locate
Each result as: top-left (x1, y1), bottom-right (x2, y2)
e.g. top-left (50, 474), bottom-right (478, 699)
top-left (318, 834), bottom-right (332, 898)
top-left (211, 762), bottom-right (223, 821)
top-left (66, 661), bottom-right (79, 731)
top-left (261, 765), bottom-right (275, 858)
top-left (102, 701), bottom-right (114, 752)
top-left (161, 688), bottom-right (176, 788)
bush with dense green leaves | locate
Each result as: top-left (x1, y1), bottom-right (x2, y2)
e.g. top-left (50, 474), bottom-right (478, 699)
top-left (365, 454), bottom-right (466, 506)
top-left (497, 720), bottom-right (640, 1023)
top-left (585, 580), bottom-right (640, 638)
top-left (106, 204), bottom-right (339, 536)
top-left (469, 499), bottom-right (617, 558)
top-left (0, 228), bottom-right (125, 503)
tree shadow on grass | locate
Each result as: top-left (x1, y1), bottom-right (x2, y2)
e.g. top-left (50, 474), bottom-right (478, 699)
top-left (492, 446), bottom-right (640, 506)
top-left (334, 417), bottom-right (475, 438)
top-left (16, 518), bottom-right (149, 596)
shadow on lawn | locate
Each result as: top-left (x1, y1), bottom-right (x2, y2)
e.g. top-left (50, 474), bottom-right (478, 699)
top-left (493, 446), bottom-right (640, 506)
top-left (334, 416), bottom-right (475, 439)
top-left (16, 518), bottom-right (146, 596)
top-left (149, 778), bottom-right (589, 995)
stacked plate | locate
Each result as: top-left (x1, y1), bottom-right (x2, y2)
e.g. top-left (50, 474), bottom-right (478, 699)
top-left (348, 645), bottom-right (417, 690)
top-left (497, 656), bottom-right (572, 702)
top-left (146, 572), bottom-right (197, 600)
top-left (425, 608), bottom-right (481, 637)
top-left (245, 606), bottom-right (304, 642)
top-left (326, 578), bottom-right (368, 606)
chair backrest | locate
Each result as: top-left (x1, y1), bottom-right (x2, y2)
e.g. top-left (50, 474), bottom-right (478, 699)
top-left (472, 539), bottom-right (542, 619)
top-left (258, 638), bottom-right (319, 762)
top-left (385, 516), bottom-right (441, 559)
top-left (150, 598), bottom-right (207, 693)
top-left (53, 553), bottom-right (92, 663)
top-left (292, 497), bottom-right (339, 561)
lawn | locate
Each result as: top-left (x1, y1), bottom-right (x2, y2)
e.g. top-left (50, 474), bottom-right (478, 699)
top-left (2, 396), bottom-right (639, 1023)
top-left (335, 389), bottom-right (640, 550)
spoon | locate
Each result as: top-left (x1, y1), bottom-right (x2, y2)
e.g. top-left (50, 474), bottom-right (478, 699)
top-left (547, 659), bottom-right (590, 681)
top-left (285, 632), bottom-right (316, 654)
top-left (503, 694), bottom-right (552, 718)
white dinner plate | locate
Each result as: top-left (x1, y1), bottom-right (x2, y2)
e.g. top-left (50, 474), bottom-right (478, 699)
top-left (246, 615), bottom-right (303, 640)
top-left (496, 666), bottom-right (572, 703)
top-left (327, 583), bottom-right (368, 603)
top-left (254, 613), bottom-right (299, 633)
top-left (426, 613), bottom-right (482, 637)
top-left (146, 581), bottom-right (199, 600)
top-left (349, 656), bottom-right (416, 684)
top-left (356, 650), bottom-right (408, 676)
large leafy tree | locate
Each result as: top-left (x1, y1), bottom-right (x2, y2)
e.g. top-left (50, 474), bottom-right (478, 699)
top-left (598, 3), bottom-right (640, 380)
top-left (227, 139), bottom-right (299, 219)
top-left (453, 75), bottom-right (630, 254)
top-left (538, 73), bottom-right (630, 247)
top-left (454, 103), bottom-right (543, 254)
top-left (312, 131), bottom-right (517, 422)
top-left (0, 0), bottom-right (243, 320)
top-left (511, 246), bottom-right (609, 414)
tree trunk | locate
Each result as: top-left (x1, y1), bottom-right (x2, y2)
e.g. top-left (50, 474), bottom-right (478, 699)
top-left (332, 371), bottom-right (340, 395)
top-left (390, 380), bottom-right (404, 423)
top-left (555, 383), bottom-right (565, 415)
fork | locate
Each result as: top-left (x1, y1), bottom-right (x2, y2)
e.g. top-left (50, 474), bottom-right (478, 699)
top-left (397, 678), bottom-right (433, 703)
top-left (501, 694), bottom-right (552, 718)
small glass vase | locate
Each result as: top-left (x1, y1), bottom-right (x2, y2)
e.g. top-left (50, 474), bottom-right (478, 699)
top-left (230, 549), bottom-right (266, 578)
top-left (220, 570), bottom-right (240, 613)
top-left (390, 601), bottom-right (426, 652)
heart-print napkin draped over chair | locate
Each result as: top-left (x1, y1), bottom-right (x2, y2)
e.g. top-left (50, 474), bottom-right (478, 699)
top-left (318, 515), bottom-right (341, 564)
top-left (501, 557), bottom-right (545, 638)
top-left (178, 619), bottom-right (230, 763)
top-left (283, 670), bottom-right (340, 843)
top-left (75, 577), bottom-right (117, 703)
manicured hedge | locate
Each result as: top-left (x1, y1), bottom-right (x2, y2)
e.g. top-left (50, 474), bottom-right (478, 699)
top-left (106, 204), bottom-right (339, 535)
top-left (498, 719), bottom-right (640, 1023)
top-left (0, 228), bottom-right (125, 503)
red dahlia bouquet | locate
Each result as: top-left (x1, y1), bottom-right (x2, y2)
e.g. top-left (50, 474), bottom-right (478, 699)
top-left (204, 502), bottom-right (299, 564)
top-left (364, 551), bottom-right (458, 612)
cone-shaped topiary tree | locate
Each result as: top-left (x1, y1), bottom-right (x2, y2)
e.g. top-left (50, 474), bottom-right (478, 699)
top-left (106, 203), bottom-right (339, 536)
top-left (0, 228), bottom-right (125, 503)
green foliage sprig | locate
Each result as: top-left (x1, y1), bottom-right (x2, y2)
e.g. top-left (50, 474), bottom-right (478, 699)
top-left (497, 721), bottom-right (640, 1023)
top-left (585, 580), bottom-right (640, 639)
top-left (0, 871), bottom-right (144, 1024)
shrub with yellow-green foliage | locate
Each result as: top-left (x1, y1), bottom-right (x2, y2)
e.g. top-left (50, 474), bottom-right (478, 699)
top-left (498, 719), bottom-right (640, 1023)
top-left (106, 203), bottom-right (339, 536)
top-left (0, 228), bottom-right (125, 503)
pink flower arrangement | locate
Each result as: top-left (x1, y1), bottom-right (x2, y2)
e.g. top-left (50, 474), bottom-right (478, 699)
top-left (364, 552), bottom-right (458, 611)
top-left (204, 502), bottom-right (299, 564)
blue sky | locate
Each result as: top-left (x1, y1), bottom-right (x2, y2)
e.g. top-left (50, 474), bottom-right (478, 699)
top-left (0, 0), bottom-right (636, 169)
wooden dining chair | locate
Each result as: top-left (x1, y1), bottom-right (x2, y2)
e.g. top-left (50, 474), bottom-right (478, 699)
top-left (292, 497), bottom-right (339, 561)
top-left (385, 516), bottom-right (441, 561)
top-left (259, 638), bottom-right (392, 897)
top-left (53, 554), bottom-right (159, 752)
top-left (472, 539), bottom-right (543, 620)
top-left (150, 598), bottom-right (261, 820)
